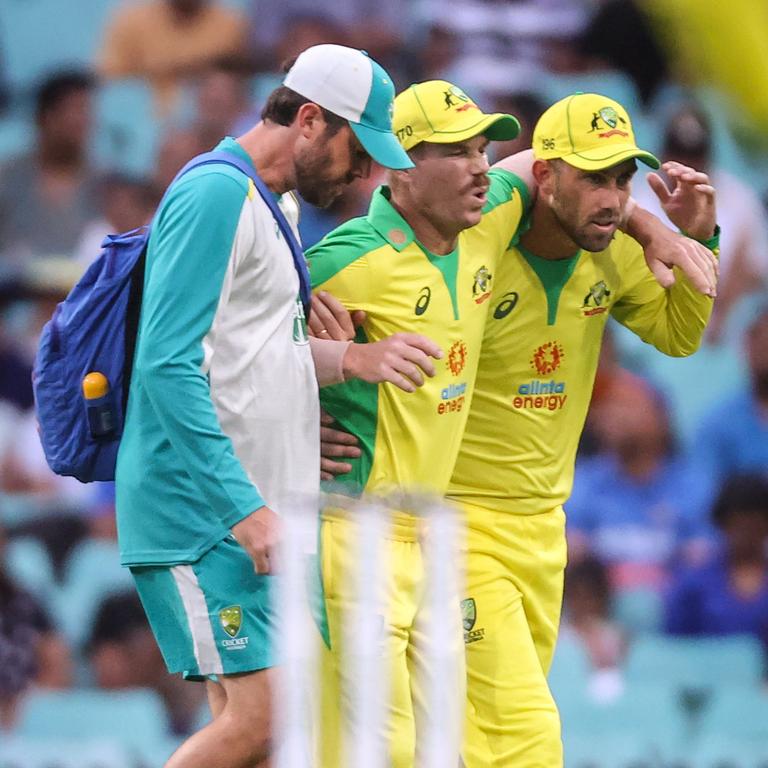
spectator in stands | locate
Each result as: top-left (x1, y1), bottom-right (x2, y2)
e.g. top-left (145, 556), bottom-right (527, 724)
top-left (561, 556), bottom-right (627, 702)
top-left (87, 591), bottom-right (205, 735)
top-left (188, 58), bottom-right (258, 148)
top-left (693, 300), bottom-right (768, 484)
top-left (72, 173), bottom-right (157, 266)
top-left (665, 473), bottom-right (768, 647)
top-left (488, 90), bottom-right (546, 162)
top-left (578, 0), bottom-right (670, 105)
top-left (567, 376), bottom-right (713, 591)
top-left (247, 3), bottom-right (409, 83)
top-left (0, 549), bottom-right (72, 729)
top-left (151, 126), bottom-right (208, 199)
top-left (633, 103), bottom-right (768, 343)
top-left (0, 71), bottom-right (98, 267)
top-left (97, 0), bottom-right (248, 116)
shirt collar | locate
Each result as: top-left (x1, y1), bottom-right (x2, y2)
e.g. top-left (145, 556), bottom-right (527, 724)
top-left (366, 186), bottom-right (416, 252)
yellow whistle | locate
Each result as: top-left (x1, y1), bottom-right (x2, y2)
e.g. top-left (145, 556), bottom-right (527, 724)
top-left (82, 372), bottom-right (110, 400)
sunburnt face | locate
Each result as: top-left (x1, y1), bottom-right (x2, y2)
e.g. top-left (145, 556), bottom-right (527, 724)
top-left (405, 135), bottom-right (491, 234)
top-left (547, 158), bottom-right (637, 253)
top-left (295, 123), bottom-right (372, 209)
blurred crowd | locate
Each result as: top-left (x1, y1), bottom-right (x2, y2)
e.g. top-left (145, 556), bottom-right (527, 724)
top-left (0, 0), bottom-right (767, 751)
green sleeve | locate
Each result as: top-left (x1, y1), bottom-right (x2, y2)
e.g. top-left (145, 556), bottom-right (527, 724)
top-left (135, 170), bottom-right (265, 526)
top-left (307, 218), bottom-right (384, 308)
top-left (610, 236), bottom-right (714, 357)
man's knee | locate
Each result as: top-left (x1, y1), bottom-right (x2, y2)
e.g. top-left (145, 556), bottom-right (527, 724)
top-left (217, 707), bottom-right (272, 761)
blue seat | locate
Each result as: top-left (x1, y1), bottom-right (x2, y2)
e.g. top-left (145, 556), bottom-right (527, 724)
top-left (625, 634), bottom-right (765, 690)
top-left (15, 688), bottom-right (178, 766)
top-left (4, 536), bottom-right (55, 608)
top-left (539, 70), bottom-right (642, 114)
top-left (91, 79), bottom-right (161, 177)
top-left (0, 736), bottom-right (131, 768)
top-left (55, 539), bottom-right (134, 646)
top-left (549, 634), bottom-right (592, 705)
top-left (0, 0), bottom-right (122, 97)
top-left (613, 586), bottom-right (663, 635)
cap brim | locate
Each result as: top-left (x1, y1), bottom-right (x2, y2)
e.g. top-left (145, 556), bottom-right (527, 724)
top-left (420, 113), bottom-right (522, 145)
top-left (350, 122), bottom-right (414, 170)
top-left (563, 145), bottom-right (660, 171)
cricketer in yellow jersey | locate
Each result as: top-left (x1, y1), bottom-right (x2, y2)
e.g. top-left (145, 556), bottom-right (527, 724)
top-left (307, 80), bottom-right (527, 768)
top-left (450, 94), bottom-right (717, 767)
top-left (316, 92), bottom-right (718, 768)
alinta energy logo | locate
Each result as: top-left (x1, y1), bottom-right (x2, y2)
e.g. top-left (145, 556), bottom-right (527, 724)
top-left (439, 340), bottom-right (468, 415)
top-left (530, 340), bottom-right (564, 376)
top-left (512, 341), bottom-right (568, 411)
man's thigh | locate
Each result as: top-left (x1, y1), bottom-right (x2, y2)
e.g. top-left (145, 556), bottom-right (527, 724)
top-left (131, 535), bottom-right (276, 679)
top-left (461, 507), bottom-right (567, 768)
top-left (318, 515), bottom-right (423, 768)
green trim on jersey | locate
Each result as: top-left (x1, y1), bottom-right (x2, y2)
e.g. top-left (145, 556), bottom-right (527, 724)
top-left (419, 245), bottom-right (460, 320)
top-left (519, 246), bottom-right (580, 325)
top-left (484, 168), bottom-right (532, 215)
top-left (319, 327), bottom-right (379, 495)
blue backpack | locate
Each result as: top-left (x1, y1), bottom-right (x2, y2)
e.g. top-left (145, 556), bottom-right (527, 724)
top-left (33, 149), bottom-right (310, 483)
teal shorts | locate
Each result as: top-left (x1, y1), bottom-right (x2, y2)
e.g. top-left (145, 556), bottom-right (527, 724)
top-left (131, 535), bottom-right (275, 680)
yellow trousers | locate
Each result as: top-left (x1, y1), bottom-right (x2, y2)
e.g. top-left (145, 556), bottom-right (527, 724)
top-left (317, 512), bottom-right (465, 768)
top-left (461, 503), bottom-right (567, 768)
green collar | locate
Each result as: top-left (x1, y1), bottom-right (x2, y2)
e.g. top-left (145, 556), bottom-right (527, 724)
top-left (366, 186), bottom-right (417, 252)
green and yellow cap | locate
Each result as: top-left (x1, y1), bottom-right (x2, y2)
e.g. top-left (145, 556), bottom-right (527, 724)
top-left (393, 80), bottom-right (520, 151)
top-left (533, 92), bottom-right (659, 170)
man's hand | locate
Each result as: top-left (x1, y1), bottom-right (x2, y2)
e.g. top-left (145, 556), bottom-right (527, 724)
top-left (320, 410), bottom-right (359, 480)
top-left (231, 506), bottom-right (281, 574)
top-left (643, 227), bottom-right (717, 297)
top-left (624, 203), bottom-right (717, 297)
top-left (647, 161), bottom-right (716, 241)
top-left (309, 291), bottom-right (365, 341)
top-left (343, 333), bottom-right (443, 393)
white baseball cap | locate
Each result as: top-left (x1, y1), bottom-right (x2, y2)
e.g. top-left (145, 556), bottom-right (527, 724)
top-left (284, 44), bottom-right (414, 170)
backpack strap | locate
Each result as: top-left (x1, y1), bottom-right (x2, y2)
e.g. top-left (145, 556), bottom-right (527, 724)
top-left (170, 149), bottom-right (312, 317)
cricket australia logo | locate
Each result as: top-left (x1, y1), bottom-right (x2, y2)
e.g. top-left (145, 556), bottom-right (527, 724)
top-left (461, 598), bottom-right (485, 644)
top-left (472, 265), bottom-right (493, 304)
top-left (582, 280), bottom-right (611, 316)
top-left (219, 605), bottom-right (242, 638)
top-left (589, 106), bottom-right (629, 138)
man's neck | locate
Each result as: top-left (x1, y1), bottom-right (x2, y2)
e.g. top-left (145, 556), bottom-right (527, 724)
top-left (389, 192), bottom-right (459, 256)
top-left (519, 198), bottom-right (579, 261)
top-left (236, 122), bottom-right (295, 195)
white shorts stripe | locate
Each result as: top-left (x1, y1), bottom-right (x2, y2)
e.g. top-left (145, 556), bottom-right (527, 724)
top-left (171, 564), bottom-right (223, 676)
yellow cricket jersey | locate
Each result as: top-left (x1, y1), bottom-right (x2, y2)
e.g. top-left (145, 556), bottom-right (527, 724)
top-left (307, 169), bottom-right (529, 497)
top-left (448, 229), bottom-right (716, 515)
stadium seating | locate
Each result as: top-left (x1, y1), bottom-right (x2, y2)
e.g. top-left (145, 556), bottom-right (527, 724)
top-left (4, 536), bottom-right (56, 610)
top-left (91, 79), bottom-right (161, 177)
top-left (55, 538), bottom-right (135, 647)
top-left (0, 737), bottom-right (131, 768)
top-left (13, 688), bottom-right (180, 767)
top-left (0, 0), bottom-right (121, 97)
top-left (624, 634), bottom-right (765, 690)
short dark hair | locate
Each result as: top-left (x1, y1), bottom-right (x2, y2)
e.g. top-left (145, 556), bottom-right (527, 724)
top-left (260, 85), bottom-right (346, 136)
top-left (712, 472), bottom-right (768, 528)
top-left (35, 69), bottom-right (94, 123)
top-left (261, 57), bottom-right (346, 136)
top-left (86, 590), bottom-right (149, 653)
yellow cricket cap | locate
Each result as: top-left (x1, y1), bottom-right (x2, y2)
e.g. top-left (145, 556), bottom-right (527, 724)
top-left (393, 80), bottom-right (520, 151)
top-left (533, 92), bottom-right (659, 170)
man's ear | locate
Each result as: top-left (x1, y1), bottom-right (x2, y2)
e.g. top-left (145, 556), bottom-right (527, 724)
top-left (295, 102), bottom-right (327, 139)
top-left (532, 159), bottom-right (555, 196)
